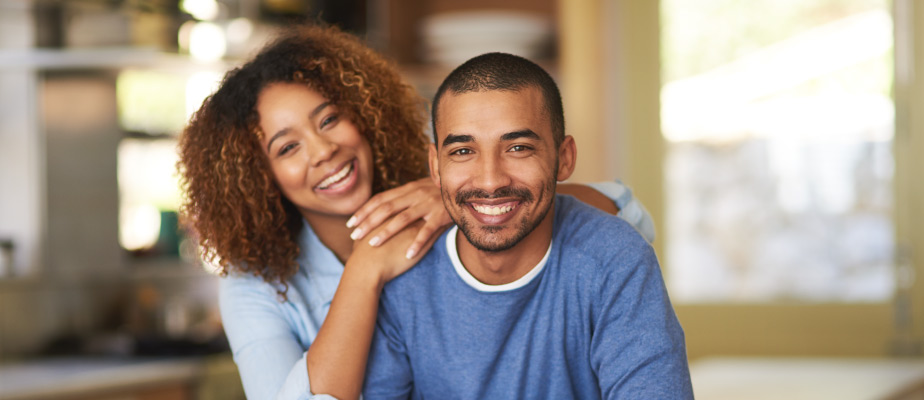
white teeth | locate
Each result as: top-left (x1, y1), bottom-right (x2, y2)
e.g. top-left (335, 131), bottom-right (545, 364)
top-left (317, 162), bottom-right (353, 189)
top-left (472, 204), bottom-right (514, 216)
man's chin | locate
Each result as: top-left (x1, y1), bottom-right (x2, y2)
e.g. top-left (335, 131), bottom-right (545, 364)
top-left (461, 231), bottom-right (520, 253)
top-left (457, 224), bottom-right (528, 253)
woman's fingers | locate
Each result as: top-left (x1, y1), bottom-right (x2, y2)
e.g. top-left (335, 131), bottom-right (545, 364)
top-left (364, 208), bottom-right (419, 247)
top-left (348, 178), bottom-right (436, 241)
top-left (347, 185), bottom-right (413, 233)
top-left (350, 199), bottom-right (404, 241)
top-left (405, 218), bottom-right (449, 260)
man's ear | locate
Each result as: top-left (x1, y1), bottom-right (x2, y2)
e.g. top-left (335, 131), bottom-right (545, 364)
top-left (556, 135), bottom-right (577, 181)
top-left (428, 143), bottom-right (441, 187)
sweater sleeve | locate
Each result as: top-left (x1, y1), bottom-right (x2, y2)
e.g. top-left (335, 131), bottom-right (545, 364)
top-left (219, 277), bottom-right (336, 400)
top-left (362, 295), bottom-right (413, 400)
top-left (590, 244), bottom-right (693, 399)
top-left (586, 180), bottom-right (656, 243)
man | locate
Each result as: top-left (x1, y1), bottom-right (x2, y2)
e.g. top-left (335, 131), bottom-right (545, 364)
top-left (362, 53), bottom-right (693, 399)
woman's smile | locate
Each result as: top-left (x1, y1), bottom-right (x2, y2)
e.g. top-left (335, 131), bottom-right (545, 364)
top-left (315, 159), bottom-right (357, 192)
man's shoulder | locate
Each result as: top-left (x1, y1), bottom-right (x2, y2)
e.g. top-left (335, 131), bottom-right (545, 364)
top-left (554, 194), bottom-right (651, 250)
top-left (552, 195), bottom-right (658, 278)
top-left (383, 228), bottom-right (452, 290)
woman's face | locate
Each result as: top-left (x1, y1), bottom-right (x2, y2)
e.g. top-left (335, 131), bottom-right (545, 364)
top-left (256, 82), bottom-right (374, 221)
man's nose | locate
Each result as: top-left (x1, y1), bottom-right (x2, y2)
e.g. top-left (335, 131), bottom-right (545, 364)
top-left (472, 153), bottom-right (512, 194)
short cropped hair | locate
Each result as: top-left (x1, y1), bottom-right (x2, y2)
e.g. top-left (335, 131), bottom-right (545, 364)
top-left (431, 52), bottom-right (565, 147)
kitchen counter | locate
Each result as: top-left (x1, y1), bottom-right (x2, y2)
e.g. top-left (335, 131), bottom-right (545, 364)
top-left (690, 357), bottom-right (924, 400)
top-left (0, 354), bottom-right (242, 400)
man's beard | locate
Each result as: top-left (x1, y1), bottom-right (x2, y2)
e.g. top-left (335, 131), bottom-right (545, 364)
top-left (445, 180), bottom-right (556, 253)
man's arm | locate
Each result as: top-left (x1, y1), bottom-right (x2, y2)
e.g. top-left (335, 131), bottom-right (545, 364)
top-left (591, 244), bottom-right (693, 399)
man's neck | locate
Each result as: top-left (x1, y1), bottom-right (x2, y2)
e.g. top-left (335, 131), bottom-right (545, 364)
top-left (456, 207), bottom-right (555, 285)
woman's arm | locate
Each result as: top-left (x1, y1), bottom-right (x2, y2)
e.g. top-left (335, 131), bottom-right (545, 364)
top-left (306, 219), bottom-right (441, 400)
top-left (219, 276), bottom-right (320, 400)
top-left (580, 180), bottom-right (656, 243)
top-left (557, 183), bottom-right (621, 214)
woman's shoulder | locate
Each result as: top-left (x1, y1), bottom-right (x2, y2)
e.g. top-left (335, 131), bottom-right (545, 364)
top-left (219, 271), bottom-right (287, 305)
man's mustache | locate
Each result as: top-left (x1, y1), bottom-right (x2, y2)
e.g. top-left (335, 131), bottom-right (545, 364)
top-left (455, 186), bottom-right (534, 205)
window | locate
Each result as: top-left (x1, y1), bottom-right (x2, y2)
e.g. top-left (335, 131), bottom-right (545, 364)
top-left (115, 68), bottom-right (221, 265)
top-left (661, 0), bottom-right (895, 303)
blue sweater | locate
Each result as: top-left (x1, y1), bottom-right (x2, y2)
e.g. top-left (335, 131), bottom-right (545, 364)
top-left (363, 195), bottom-right (692, 399)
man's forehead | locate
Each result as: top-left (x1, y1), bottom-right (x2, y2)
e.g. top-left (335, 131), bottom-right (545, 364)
top-left (435, 87), bottom-right (549, 141)
top-left (438, 86), bottom-right (541, 108)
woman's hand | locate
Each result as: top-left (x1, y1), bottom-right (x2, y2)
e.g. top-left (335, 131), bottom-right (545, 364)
top-left (348, 218), bottom-right (443, 287)
top-left (347, 178), bottom-right (453, 260)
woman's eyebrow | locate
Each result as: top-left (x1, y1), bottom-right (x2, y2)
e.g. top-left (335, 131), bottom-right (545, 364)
top-left (266, 101), bottom-right (331, 152)
top-left (309, 101), bottom-right (331, 119)
top-left (266, 128), bottom-right (291, 153)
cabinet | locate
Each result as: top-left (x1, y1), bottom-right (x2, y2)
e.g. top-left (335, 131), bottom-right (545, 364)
top-left (380, 0), bottom-right (556, 65)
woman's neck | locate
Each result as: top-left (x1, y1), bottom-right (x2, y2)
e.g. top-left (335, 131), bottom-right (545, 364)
top-left (302, 212), bottom-right (354, 264)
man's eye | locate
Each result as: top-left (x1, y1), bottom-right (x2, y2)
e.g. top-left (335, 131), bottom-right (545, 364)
top-left (510, 145), bottom-right (529, 152)
top-left (449, 148), bottom-right (473, 156)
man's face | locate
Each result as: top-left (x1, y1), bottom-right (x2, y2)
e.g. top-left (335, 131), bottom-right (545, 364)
top-left (429, 87), bottom-right (575, 252)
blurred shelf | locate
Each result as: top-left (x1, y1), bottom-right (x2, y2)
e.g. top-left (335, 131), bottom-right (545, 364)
top-left (0, 47), bottom-right (233, 72)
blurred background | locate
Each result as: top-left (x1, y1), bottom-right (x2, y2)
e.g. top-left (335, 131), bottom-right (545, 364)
top-left (1, 0), bottom-right (923, 399)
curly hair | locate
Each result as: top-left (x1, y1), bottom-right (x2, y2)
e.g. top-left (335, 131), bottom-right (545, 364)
top-left (177, 25), bottom-right (430, 292)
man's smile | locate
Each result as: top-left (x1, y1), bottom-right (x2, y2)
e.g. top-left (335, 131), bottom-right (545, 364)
top-left (471, 202), bottom-right (517, 216)
top-left (455, 186), bottom-right (534, 226)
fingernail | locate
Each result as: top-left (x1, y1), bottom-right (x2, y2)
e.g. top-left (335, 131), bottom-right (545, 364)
top-left (350, 228), bottom-right (362, 240)
top-left (346, 216), bottom-right (358, 228)
top-left (405, 248), bottom-right (417, 259)
top-left (369, 236), bottom-right (381, 246)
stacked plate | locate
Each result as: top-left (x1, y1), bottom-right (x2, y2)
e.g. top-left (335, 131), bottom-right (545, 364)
top-left (419, 11), bottom-right (554, 66)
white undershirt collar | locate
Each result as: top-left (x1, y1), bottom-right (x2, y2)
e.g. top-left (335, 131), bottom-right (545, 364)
top-left (445, 225), bottom-right (552, 292)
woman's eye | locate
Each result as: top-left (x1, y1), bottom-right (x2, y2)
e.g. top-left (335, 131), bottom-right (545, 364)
top-left (320, 114), bottom-right (339, 129)
top-left (278, 143), bottom-right (297, 156)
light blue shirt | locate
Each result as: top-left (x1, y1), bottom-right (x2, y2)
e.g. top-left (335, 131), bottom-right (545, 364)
top-left (219, 180), bottom-right (653, 399)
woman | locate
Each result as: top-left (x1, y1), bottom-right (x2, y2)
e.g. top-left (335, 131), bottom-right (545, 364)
top-left (178, 25), bottom-right (653, 400)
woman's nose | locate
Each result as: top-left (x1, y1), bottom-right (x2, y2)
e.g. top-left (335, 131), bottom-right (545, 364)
top-left (306, 133), bottom-right (338, 166)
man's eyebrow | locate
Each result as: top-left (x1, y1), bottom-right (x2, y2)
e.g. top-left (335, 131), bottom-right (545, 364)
top-left (442, 133), bottom-right (474, 147)
top-left (500, 129), bottom-right (540, 142)
top-left (266, 101), bottom-right (331, 153)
